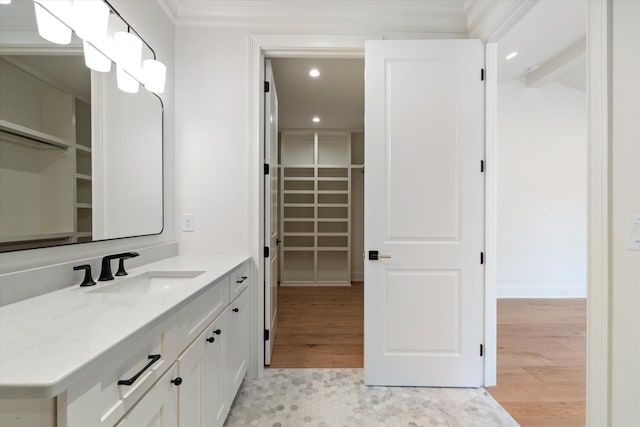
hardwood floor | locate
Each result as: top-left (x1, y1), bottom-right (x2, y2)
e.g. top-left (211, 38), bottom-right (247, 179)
top-left (268, 282), bottom-right (363, 368)
top-left (487, 299), bottom-right (586, 427)
top-left (269, 287), bottom-right (586, 426)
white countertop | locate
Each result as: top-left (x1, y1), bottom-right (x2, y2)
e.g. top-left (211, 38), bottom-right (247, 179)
top-left (0, 254), bottom-right (250, 399)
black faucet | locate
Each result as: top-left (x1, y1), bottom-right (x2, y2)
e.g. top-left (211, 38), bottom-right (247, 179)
top-left (98, 252), bottom-right (140, 281)
top-left (74, 264), bottom-right (96, 287)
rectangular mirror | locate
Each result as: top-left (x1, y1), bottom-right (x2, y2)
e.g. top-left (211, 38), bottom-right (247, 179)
top-left (0, 0), bottom-right (163, 252)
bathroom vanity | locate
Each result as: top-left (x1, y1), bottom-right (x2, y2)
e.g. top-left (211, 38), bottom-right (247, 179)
top-left (0, 255), bottom-right (251, 427)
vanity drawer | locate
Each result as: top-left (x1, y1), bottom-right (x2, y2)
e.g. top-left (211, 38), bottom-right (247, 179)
top-left (178, 275), bottom-right (230, 350)
top-left (65, 315), bottom-right (178, 427)
top-left (229, 261), bottom-right (250, 301)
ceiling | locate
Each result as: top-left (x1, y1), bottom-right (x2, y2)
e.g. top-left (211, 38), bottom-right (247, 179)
top-left (270, 58), bottom-right (364, 130)
top-left (497, 0), bottom-right (586, 91)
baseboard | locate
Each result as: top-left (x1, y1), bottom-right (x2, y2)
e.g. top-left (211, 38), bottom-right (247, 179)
top-left (351, 272), bottom-right (364, 282)
top-left (497, 286), bottom-right (587, 299)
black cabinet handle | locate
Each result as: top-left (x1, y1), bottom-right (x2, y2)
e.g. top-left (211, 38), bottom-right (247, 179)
top-left (213, 329), bottom-right (221, 335)
top-left (118, 354), bottom-right (161, 386)
top-left (232, 308), bottom-right (239, 313)
top-left (171, 377), bottom-right (183, 386)
top-left (206, 336), bottom-right (215, 343)
top-left (236, 276), bottom-right (248, 284)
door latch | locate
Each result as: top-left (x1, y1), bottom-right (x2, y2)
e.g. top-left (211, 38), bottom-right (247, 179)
top-left (368, 250), bottom-right (391, 260)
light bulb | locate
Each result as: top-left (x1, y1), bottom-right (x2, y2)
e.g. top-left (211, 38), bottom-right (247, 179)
top-left (83, 41), bottom-right (111, 72)
top-left (143, 59), bottom-right (166, 94)
top-left (115, 31), bottom-right (142, 93)
top-left (312, 117), bottom-right (320, 123)
top-left (309, 68), bottom-right (320, 77)
top-left (74, 0), bottom-right (110, 42)
top-left (33, 1), bottom-right (72, 45)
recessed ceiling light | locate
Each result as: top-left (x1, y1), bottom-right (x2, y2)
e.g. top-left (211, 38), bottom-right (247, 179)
top-left (312, 117), bottom-right (320, 123)
top-left (309, 68), bottom-right (320, 78)
top-left (505, 51), bottom-right (518, 61)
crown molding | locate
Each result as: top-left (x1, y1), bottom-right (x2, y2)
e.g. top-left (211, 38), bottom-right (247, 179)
top-left (155, 0), bottom-right (179, 24)
top-left (464, 0), bottom-right (539, 41)
top-left (171, 0), bottom-right (468, 35)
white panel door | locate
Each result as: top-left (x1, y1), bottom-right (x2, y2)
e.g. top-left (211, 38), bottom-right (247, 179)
top-left (364, 40), bottom-right (485, 387)
top-left (264, 59), bottom-right (279, 365)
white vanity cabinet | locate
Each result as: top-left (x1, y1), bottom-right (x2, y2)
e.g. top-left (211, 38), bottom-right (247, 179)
top-left (0, 257), bottom-right (252, 427)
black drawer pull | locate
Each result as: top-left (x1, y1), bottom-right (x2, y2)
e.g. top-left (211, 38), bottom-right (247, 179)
top-left (206, 336), bottom-right (215, 343)
top-left (232, 308), bottom-right (239, 313)
top-left (118, 354), bottom-right (161, 386)
top-left (171, 377), bottom-right (183, 386)
top-left (236, 276), bottom-right (248, 284)
top-left (213, 329), bottom-right (222, 335)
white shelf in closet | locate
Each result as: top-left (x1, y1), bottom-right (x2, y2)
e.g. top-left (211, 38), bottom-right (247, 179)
top-left (280, 130), bottom-right (352, 286)
top-left (0, 119), bottom-right (71, 150)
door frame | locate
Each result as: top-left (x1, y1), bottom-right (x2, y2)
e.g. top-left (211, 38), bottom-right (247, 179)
top-left (248, 34), bottom-right (369, 377)
top-left (248, 34), bottom-right (495, 383)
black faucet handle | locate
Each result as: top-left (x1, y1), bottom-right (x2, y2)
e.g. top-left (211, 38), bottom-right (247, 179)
top-left (115, 252), bottom-right (140, 277)
top-left (74, 264), bottom-right (96, 287)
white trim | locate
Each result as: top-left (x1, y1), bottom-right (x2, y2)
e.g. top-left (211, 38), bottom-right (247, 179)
top-left (154, 0), bottom-right (178, 25)
top-left (465, 0), bottom-right (539, 42)
top-left (586, 0), bottom-right (611, 425)
top-left (497, 287), bottom-right (588, 299)
top-left (484, 42), bottom-right (497, 387)
top-left (249, 34), bottom-right (367, 379)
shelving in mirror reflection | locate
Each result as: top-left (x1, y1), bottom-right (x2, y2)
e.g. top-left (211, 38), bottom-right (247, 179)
top-left (32, 0), bottom-right (166, 94)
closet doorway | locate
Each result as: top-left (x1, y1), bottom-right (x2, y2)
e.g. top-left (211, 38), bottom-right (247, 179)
top-left (264, 57), bottom-right (365, 368)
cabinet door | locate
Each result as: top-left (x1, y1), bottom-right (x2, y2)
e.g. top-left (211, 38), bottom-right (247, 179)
top-left (226, 288), bottom-right (250, 403)
top-left (114, 364), bottom-right (178, 427)
top-left (204, 310), bottom-right (229, 427)
top-left (178, 310), bottom-right (229, 427)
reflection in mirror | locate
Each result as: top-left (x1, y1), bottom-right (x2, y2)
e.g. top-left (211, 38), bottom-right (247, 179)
top-left (0, 0), bottom-right (163, 252)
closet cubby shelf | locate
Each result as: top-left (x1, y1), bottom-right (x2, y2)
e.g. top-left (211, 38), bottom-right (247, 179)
top-left (280, 130), bottom-right (352, 286)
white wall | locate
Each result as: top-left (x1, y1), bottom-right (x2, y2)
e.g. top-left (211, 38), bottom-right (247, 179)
top-left (0, 0), bottom-right (176, 274)
top-left (497, 79), bottom-right (587, 298)
top-left (610, 1), bottom-right (640, 423)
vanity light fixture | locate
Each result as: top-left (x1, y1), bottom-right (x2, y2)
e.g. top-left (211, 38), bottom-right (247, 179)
top-left (505, 51), bottom-right (518, 60)
top-left (31, 0), bottom-right (167, 94)
top-left (312, 117), bottom-right (320, 123)
top-left (115, 31), bottom-right (142, 93)
top-left (309, 68), bottom-right (320, 78)
top-left (33, 0), bottom-right (73, 45)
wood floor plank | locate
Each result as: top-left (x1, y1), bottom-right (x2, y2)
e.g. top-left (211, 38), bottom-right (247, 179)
top-left (488, 298), bottom-right (586, 426)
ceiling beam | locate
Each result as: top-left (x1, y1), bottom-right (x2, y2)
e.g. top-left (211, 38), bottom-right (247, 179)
top-left (525, 37), bottom-right (586, 88)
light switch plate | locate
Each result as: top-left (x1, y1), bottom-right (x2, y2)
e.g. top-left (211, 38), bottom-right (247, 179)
top-left (182, 214), bottom-right (195, 232)
top-left (628, 215), bottom-right (640, 251)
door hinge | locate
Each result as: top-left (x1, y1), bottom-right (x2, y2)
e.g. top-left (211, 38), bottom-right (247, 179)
top-left (480, 252), bottom-right (484, 265)
top-left (264, 329), bottom-right (270, 341)
top-left (264, 81), bottom-right (270, 93)
top-left (481, 160), bottom-right (485, 173)
top-left (481, 68), bottom-right (485, 81)
top-left (264, 163), bottom-right (270, 175)
top-left (480, 344), bottom-right (484, 357)
top-left (264, 246), bottom-right (270, 258)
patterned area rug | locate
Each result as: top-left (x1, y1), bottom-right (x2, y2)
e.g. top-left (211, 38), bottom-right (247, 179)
top-left (225, 369), bottom-right (519, 427)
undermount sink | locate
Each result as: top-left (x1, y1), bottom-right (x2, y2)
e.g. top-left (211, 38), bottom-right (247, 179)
top-left (89, 271), bottom-right (206, 294)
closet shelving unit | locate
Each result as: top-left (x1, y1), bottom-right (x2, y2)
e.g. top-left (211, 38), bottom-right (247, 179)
top-left (280, 130), bottom-right (352, 285)
top-left (0, 58), bottom-right (92, 250)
